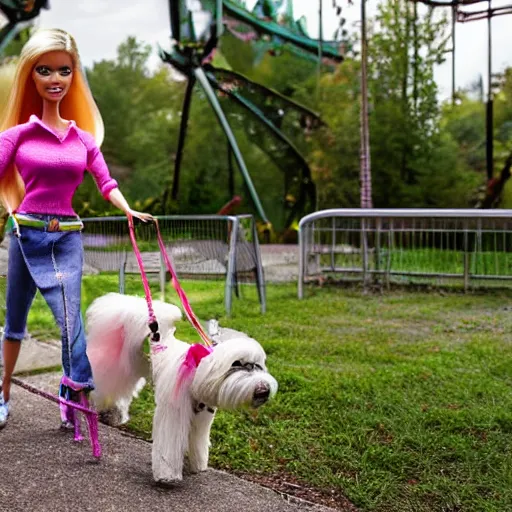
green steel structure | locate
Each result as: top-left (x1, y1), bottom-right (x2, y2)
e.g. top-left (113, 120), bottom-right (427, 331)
top-left (161, 0), bottom-right (346, 230)
top-left (0, 1), bottom-right (348, 230)
top-left (0, 0), bottom-right (48, 53)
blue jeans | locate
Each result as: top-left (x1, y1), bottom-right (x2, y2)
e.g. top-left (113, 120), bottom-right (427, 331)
top-left (4, 215), bottom-right (93, 389)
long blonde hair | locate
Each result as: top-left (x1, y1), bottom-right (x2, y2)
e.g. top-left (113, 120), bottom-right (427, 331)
top-left (0, 28), bottom-right (104, 212)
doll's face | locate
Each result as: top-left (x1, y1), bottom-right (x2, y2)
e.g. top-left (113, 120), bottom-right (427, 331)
top-left (32, 51), bottom-right (74, 104)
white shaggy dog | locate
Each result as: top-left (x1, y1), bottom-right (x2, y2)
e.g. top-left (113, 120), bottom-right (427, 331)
top-left (86, 293), bottom-right (278, 484)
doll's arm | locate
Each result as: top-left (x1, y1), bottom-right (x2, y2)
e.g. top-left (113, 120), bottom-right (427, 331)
top-left (0, 133), bottom-right (17, 179)
top-left (81, 131), bottom-right (153, 222)
top-left (85, 143), bottom-right (118, 200)
top-left (107, 187), bottom-right (154, 222)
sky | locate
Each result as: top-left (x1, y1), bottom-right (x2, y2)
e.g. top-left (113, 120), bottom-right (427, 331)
top-left (33, 0), bottom-right (512, 101)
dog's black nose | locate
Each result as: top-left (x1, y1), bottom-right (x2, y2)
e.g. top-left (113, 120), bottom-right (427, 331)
top-left (252, 383), bottom-right (271, 407)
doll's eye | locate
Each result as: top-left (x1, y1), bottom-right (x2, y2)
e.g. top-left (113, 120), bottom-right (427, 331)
top-left (59, 67), bottom-right (72, 76)
top-left (35, 66), bottom-right (51, 76)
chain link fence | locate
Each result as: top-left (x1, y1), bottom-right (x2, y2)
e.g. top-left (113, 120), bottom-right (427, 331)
top-left (299, 209), bottom-right (512, 297)
top-left (82, 214), bottom-right (265, 315)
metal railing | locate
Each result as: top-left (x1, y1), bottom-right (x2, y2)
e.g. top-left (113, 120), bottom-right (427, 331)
top-left (82, 214), bottom-right (265, 315)
top-left (298, 209), bottom-right (512, 298)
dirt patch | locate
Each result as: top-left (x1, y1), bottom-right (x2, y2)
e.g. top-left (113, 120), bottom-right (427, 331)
top-left (234, 471), bottom-right (358, 511)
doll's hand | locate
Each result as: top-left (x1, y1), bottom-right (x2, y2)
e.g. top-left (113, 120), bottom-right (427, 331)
top-left (128, 210), bottom-right (154, 223)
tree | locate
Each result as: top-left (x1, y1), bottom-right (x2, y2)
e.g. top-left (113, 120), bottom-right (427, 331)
top-left (76, 37), bottom-right (182, 215)
top-left (293, 59), bottom-right (361, 209)
top-left (478, 67), bottom-right (512, 207)
top-left (365, 0), bottom-right (476, 207)
top-left (439, 66), bottom-right (512, 208)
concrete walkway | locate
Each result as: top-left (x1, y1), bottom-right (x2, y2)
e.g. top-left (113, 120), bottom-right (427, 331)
top-left (9, 335), bottom-right (61, 373)
top-left (0, 338), bottom-right (336, 512)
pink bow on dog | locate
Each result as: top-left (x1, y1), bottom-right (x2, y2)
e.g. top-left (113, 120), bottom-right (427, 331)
top-left (174, 344), bottom-right (213, 398)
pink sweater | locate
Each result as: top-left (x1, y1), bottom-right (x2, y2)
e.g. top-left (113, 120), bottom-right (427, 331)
top-left (0, 115), bottom-right (118, 216)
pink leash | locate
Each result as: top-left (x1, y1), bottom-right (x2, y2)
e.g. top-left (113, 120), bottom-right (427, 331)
top-left (11, 217), bottom-right (211, 461)
top-left (127, 217), bottom-right (213, 348)
top-left (12, 376), bottom-right (101, 459)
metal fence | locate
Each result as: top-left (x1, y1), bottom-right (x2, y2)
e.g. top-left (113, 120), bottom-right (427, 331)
top-left (82, 214), bottom-right (265, 315)
top-left (298, 209), bottom-right (512, 298)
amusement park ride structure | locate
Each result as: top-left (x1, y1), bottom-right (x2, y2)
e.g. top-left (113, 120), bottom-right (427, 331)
top-left (160, 0), bottom-right (348, 229)
top-left (0, 0), bottom-right (48, 53)
top-left (412, 0), bottom-right (512, 192)
top-left (0, 0), bottom-right (352, 230)
top-left (0, 1), bottom-right (510, 215)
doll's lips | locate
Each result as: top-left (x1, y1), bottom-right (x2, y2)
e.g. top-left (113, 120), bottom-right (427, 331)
top-left (47, 87), bottom-right (63, 94)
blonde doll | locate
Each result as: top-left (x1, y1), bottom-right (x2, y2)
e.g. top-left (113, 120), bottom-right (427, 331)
top-left (0, 28), bottom-right (152, 433)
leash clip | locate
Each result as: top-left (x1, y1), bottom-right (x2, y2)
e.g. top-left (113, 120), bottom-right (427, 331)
top-left (148, 320), bottom-right (160, 342)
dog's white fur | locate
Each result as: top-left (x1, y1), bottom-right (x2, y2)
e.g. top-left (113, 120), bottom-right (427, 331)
top-left (86, 293), bottom-right (278, 483)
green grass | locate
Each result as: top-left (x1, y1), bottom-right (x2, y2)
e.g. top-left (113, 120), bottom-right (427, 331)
top-left (323, 248), bottom-right (512, 276)
top-left (11, 276), bottom-right (512, 511)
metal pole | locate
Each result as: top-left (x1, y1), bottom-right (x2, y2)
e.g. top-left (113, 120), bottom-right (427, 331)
top-left (227, 143), bottom-right (235, 198)
top-left (361, 218), bottom-right (369, 287)
top-left (360, 0), bottom-right (372, 208)
top-left (451, 5), bottom-right (456, 105)
top-left (317, 0), bottom-right (323, 101)
top-left (298, 224), bottom-right (306, 299)
top-left (225, 216), bottom-right (239, 316)
top-left (170, 76), bottom-right (195, 202)
top-left (194, 67), bottom-right (270, 225)
top-left (118, 251), bottom-right (127, 294)
top-left (463, 220), bottom-right (470, 291)
top-left (0, 22), bottom-right (18, 55)
top-left (486, 0), bottom-right (493, 181)
top-left (251, 216), bottom-right (266, 313)
top-left (159, 251), bottom-right (166, 301)
top-left (216, 0), bottom-right (224, 38)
